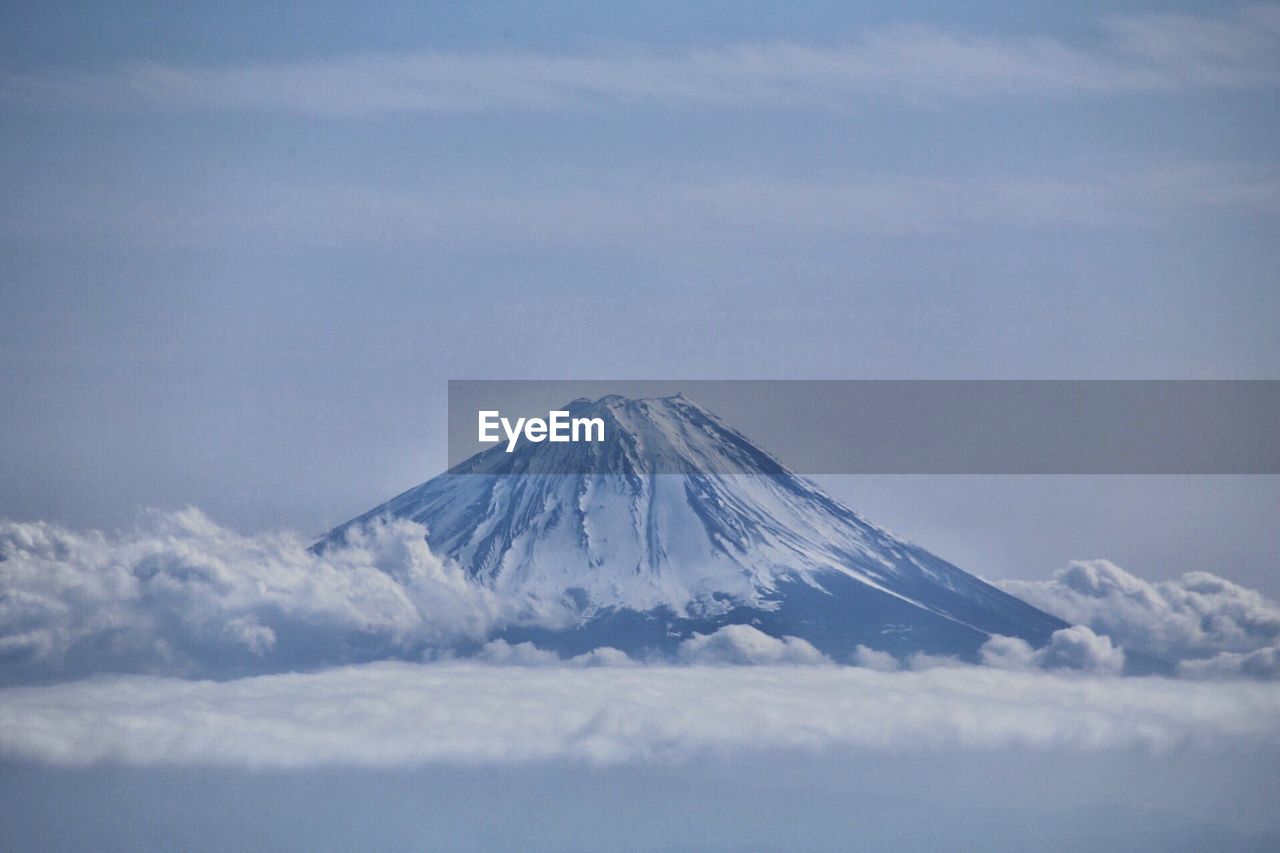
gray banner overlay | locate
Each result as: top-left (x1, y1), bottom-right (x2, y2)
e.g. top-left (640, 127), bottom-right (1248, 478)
top-left (448, 380), bottom-right (1280, 474)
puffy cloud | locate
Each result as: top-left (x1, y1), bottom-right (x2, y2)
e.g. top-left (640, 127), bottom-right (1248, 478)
top-left (676, 625), bottom-right (828, 665)
top-left (1, 662), bottom-right (1278, 768)
top-left (983, 622), bottom-right (1126, 676)
top-left (870, 626), bottom-right (1124, 676)
top-left (903, 651), bottom-right (969, 671)
top-left (0, 509), bottom-right (511, 681)
top-left (1179, 646), bottom-right (1280, 681)
top-left (979, 635), bottom-right (1039, 670)
top-left (474, 639), bottom-right (635, 668)
top-left (474, 639), bottom-right (563, 666)
top-left (572, 646), bottom-right (637, 668)
top-left (998, 559), bottom-right (1280, 670)
top-left (850, 645), bottom-right (899, 671)
top-left (1033, 626), bottom-right (1126, 675)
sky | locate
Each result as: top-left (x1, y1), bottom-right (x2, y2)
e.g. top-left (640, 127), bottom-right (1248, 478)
top-left (1, 2), bottom-right (1278, 589)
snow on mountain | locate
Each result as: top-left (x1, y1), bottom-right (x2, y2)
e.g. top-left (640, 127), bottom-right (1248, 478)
top-left (319, 394), bottom-right (1069, 660)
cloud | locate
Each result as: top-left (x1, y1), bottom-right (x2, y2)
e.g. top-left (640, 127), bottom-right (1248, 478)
top-left (979, 634), bottom-right (1037, 670)
top-left (474, 639), bottom-right (635, 668)
top-left (1, 661), bottom-right (1277, 768)
top-left (0, 509), bottom-right (521, 682)
top-left (902, 651), bottom-right (969, 671)
top-left (1179, 646), bottom-right (1280, 681)
top-left (1033, 625), bottom-right (1126, 674)
top-left (676, 625), bottom-right (828, 665)
top-left (856, 627), bottom-right (1124, 675)
top-left (998, 560), bottom-right (1280, 672)
top-left (981, 626), bottom-right (1125, 675)
top-left (850, 644), bottom-right (899, 671)
top-left (4, 6), bottom-right (1278, 116)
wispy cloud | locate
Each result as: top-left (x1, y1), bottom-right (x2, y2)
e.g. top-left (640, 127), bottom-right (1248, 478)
top-left (5, 163), bottom-right (1277, 250)
top-left (3, 6), bottom-right (1279, 115)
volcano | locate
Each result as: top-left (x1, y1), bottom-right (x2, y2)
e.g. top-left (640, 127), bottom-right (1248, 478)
top-left (319, 394), bottom-right (1068, 660)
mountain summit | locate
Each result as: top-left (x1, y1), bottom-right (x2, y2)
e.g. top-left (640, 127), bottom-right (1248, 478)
top-left (320, 394), bottom-right (1067, 659)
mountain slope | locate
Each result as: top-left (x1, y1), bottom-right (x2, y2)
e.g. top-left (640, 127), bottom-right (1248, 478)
top-left (320, 394), bottom-right (1068, 659)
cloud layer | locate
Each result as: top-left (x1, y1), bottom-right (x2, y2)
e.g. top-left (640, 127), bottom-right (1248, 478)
top-left (1, 661), bottom-right (1277, 768)
top-left (5, 6), bottom-right (1279, 115)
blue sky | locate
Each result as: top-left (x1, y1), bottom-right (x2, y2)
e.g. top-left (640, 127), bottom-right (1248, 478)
top-left (1, 2), bottom-right (1278, 588)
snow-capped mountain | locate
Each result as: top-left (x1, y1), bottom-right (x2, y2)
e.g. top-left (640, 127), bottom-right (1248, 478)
top-left (320, 394), bottom-right (1068, 659)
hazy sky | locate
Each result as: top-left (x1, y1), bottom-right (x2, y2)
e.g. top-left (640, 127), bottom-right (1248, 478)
top-left (2, 2), bottom-right (1277, 588)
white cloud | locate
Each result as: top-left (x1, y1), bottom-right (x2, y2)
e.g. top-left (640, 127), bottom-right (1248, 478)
top-left (1033, 625), bottom-right (1126, 674)
top-left (850, 644), bottom-right (899, 671)
top-left (474, 639), bottom-right (635, 668)
top-left (866, 627), bottom-right (1124, 676)
top-left (4, 6), bottom-right (1278, 115)
top-left (676, 625), bottom-right (828, 665)
top-left (474, 639), bottom-right (563, 666)
top-left (1, 662), bottom-right (1277, 768)
top-left (1179, 646), bottom-right (1280, 681)
top-left (979, 625), bottom-right (1124, 675)
top-left (998, 560), bottom-right (1280, 671)
top-left (0, 509), bottom-right (519, 681)
top-left (903, 651), bottom-right (971, 671)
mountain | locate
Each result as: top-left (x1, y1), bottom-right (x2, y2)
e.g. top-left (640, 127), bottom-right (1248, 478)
top-left (318, 394), bottom-right (1068, 661)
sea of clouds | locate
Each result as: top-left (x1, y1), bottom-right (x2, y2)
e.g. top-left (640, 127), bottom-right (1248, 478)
top-left (1, 509), bottom-right (1280, 777)
top-left (3, 661), bottom-right (1279, 768)
top-left (5, 504), bottom-right (1276, 852)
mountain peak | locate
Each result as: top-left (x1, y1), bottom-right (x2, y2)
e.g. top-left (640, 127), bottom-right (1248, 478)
top-left (322, 395), bottom-right (1067, 661)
